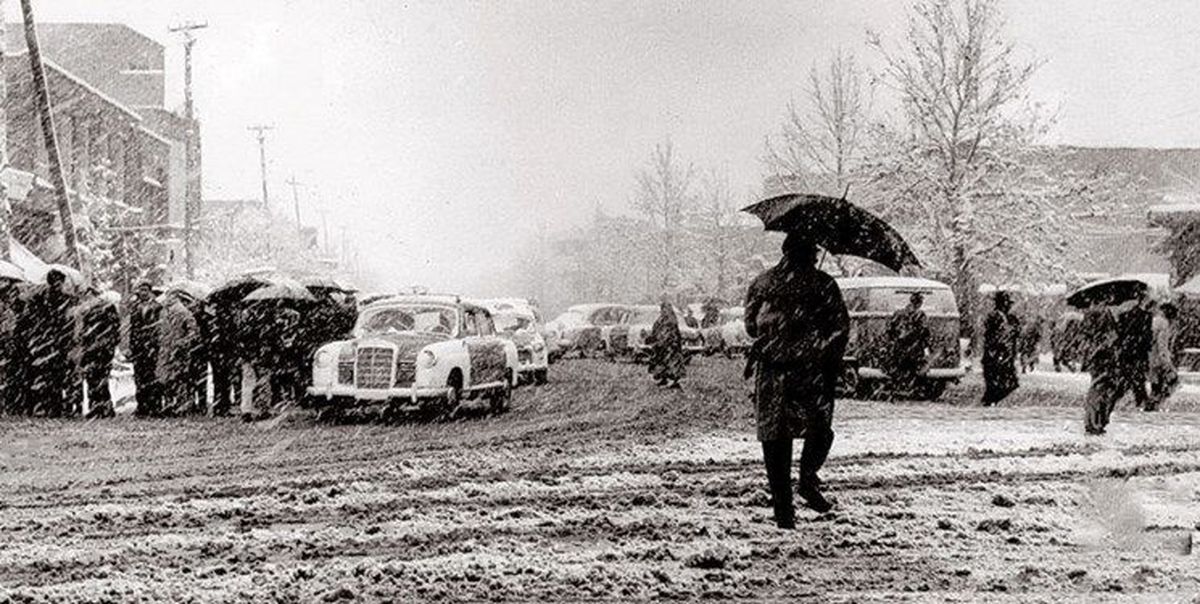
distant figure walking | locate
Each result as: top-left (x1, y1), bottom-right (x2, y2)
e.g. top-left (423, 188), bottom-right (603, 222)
top-left (885, 292), bottom-right (930, 395)
top-left (157, 292), bottom-right (200, 415)
top-left (646, 300), bottom-right (685, 389)
top-left (1147, 301), bottom-right (1178, 411)
top-left (1082, 295), bottom-right (1131, 435)
top-left (1116, 297), bottom-right (1153, 410)
top-left (1019, 313), bottom-right (1043, 373)
top-left (1051, 310), bottom-right (1084, 372)
top-left (745, 235), bottom-right (850, 525)
top-left (130, 282), bottom-right (163, 417)
top-left (981, 291), bottom-right (1020, 405)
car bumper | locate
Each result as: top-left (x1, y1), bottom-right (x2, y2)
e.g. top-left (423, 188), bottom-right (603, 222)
top-left (306, 384), bottom-right (452, 404)
top-left (857, 367), bottom-right (967, 380)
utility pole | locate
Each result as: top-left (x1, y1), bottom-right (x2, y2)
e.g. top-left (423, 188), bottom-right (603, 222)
top-left (169, 21), bottom-right (207, 279)
top-left (247, 125), bottom-right (272, 210)
top-left (285, 174), bottom-right (303, 234)
top-left (0, 0), bottom-right (9, 261)
top-left (317, 207), bottom-right (330, 255)
top-left (20, 0), bottom-right (78, 267)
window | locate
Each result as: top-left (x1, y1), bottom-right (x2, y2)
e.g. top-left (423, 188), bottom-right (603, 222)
top-left (463, 311), bottom-right (480, 337)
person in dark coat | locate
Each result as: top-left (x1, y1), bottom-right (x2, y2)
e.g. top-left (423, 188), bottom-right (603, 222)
top-left (208, 301), bottom-right (240, 417)
top-left (184, 296), bottom-right (214, 415)
top-left (1052, 310), bottom-right (1084, 372)
top-left (75, 288), bottom-right (120, 418)
top-left (23, 269), bottom-right (78, 417)
top-left (981, 291), bottom-right (1020, 405)
top-left (1147, 301), bottom-right (1178, 411)
top-left (1018, 313), bottom-right (1043, 373)
top-left (701, 299), bottom-right (721, 329)
top-left (1116, 297), bottom-right (1153, 409)
top-left (238, 302), bottom-right (301, 420)
top-left (1083, 296), bottom-right (1129, 435)
top-left (129, 282), bottom-right (163, 417)
top-left (745, 235), bottom-right (849, 525)
top-left (0, 282), bottom-right (23, 414)
top-left (156, 292), bottom-right (199, 415)
top-left (885, 292), bottom-right (931, 395)
top-left (646, 300), bottom-right (685, 388)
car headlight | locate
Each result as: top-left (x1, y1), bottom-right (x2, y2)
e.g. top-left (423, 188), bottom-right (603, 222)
top-left (315, 350), bottom-right (333, 367)
top-left (420, 350), bottom-right (437, 368)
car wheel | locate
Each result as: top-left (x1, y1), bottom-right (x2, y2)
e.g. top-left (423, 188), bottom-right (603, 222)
top-left (316, 406), bottom-right (344, 423)
top-left (534, 369), bottom-right (549, 385)
top-left (437, 371), bottom-right (464, 422)
top-left (915, 379), bottom-right (947, 401)
top-left (490, 371), bottom-right (513, 414)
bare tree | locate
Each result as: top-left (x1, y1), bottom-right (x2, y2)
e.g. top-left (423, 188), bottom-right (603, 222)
top-left (866, 0), bottom-right (1108, 331)
top-left (692, 170), bottom-right (742, 300)
top-left (764, 51), bottom-right (872, 196)
top-left (635, 140), bottom-right (696, 290)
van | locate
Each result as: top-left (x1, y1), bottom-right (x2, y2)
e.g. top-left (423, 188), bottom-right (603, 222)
top-left (838, 276), bottom-right (966, 400)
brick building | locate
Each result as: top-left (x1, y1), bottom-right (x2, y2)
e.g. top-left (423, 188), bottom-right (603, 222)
top-left (4, 23), bottom-right (194, 289)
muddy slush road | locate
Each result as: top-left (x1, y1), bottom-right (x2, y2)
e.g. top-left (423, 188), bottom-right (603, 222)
top-left (2, 358), bottom-right (1199, 603)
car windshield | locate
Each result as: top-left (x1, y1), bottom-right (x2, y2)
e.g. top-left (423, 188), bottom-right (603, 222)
top-left (554, 311), bottom-right (584, 327)
top-left (845, 288), bottom-right (959, 314)
top-left (494, 312), bottom-right (535, 332)
top-left (359, 305), bottom-right (458, 336)
top-left (627, 307), bottom-right (661, 324)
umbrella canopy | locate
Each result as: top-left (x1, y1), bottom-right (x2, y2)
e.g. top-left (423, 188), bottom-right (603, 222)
top-left (164, 280), bottom-right (213, 301)
top-left (243, 277), bottom-right (317, 303)
top-left (300, 276), bottom-right (356, 292)
top-left (742, 193), bottom-right (920, 272)
top-left (32, 263), bottom-right (85, 286)
top-left (1066, 278), bottom-right (1149, 309)
top-left (0, 259), bottom-right (25, 282)
top-left (207, 274), bottom-right (274, 307)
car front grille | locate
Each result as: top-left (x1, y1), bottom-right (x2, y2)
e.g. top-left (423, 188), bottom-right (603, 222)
top-left (337, 361), bottom-right (354, 385)
top-left (355, 346), bottom-right (395, 389)
top-left (394, 358), bottom-right (416, 386)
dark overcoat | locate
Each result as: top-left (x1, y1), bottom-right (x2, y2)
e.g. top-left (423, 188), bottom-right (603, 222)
top-left (745, 261), bottom-right (849, 441)
top-left (646, 306), bottom-right (685, 381)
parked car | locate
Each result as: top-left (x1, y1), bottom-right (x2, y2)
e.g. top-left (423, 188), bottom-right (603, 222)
top-left (544, 304), bottom-right (629, 358)
top-left (305, 294), bottom-right (519, 416)
top-left (838, 276), bottom-right (965, 400)
top-left (479, 298), bottom-right (549, 385)
top-left (718, 306), bottom-right (750, 357)
top-left (605, 304), bottom-right (705, 361)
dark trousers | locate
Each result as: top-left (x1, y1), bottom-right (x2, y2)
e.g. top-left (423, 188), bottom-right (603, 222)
top-left (132, 356), bottom-right (160, 417)
top-left (83, 361), bottom-right (113, 416)
top-left (28, 356), bottom-right (74, 417)
top-left (211, 354), bottom-right (237, 416)
top-left (761, 428), bottom-right (835, 526)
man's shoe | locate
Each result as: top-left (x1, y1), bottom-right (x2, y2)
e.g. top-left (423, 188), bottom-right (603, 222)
top-left (797, 482), bottom-right (834, 513)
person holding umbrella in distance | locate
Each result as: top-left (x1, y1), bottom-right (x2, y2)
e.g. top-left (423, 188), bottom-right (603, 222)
top-left (743, 193), bottom-right (920, 526)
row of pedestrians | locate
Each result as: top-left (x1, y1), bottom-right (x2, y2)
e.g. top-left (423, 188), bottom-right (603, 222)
top-left (0, 270), bottom-right (358, 420)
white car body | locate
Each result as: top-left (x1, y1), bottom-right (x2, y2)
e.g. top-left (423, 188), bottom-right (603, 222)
top-left (718, 307), bottom-right (750, 356)
top-left (477, 298), bottom-right (549, 385)
top-left (306, 295), bottom-right (518, 411)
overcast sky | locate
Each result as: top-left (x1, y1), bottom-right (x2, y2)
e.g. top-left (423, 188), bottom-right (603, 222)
top-left (13, 0), bottom-right (1200, 292)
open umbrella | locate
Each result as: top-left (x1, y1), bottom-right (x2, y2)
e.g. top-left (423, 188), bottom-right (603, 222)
top-left (207, 274), bottom-right (274, 307)
top-left (300, 276), bottom-right (356, 292)
top-left (32, 263), bottom-right (85, 287)
top-left (164, 280), bottom-right (213, 301)
top-left (243, 277), bottom-right (317, 303)
top-left (0, 259), bottom-right (25, 282)
top-left (1066, 277), bottom-right (1149, 309)
top-left (742, 193), bottom-right (920, 272)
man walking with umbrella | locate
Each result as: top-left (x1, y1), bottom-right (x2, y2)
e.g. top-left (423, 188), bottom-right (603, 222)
top-left (745, 235), bottom-right (849, 523)
top-left (742, 193), bottom-right (918, 526)
top-left (1071, 279), bottom-right (1150, 434)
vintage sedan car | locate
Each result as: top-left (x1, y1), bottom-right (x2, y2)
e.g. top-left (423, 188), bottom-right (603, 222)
top-left (838, 276), bottom-right (966, 400)
top-left (305, 294), bottom-right (519, 415)
top-left (717, 306), bottom-right (750, 357)
top-left (604, 305), bottom-right (705, 361)
top-left (544, 303), bottom-right (629, 358)
top-left (479, 298), bottom-right (549, 385)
